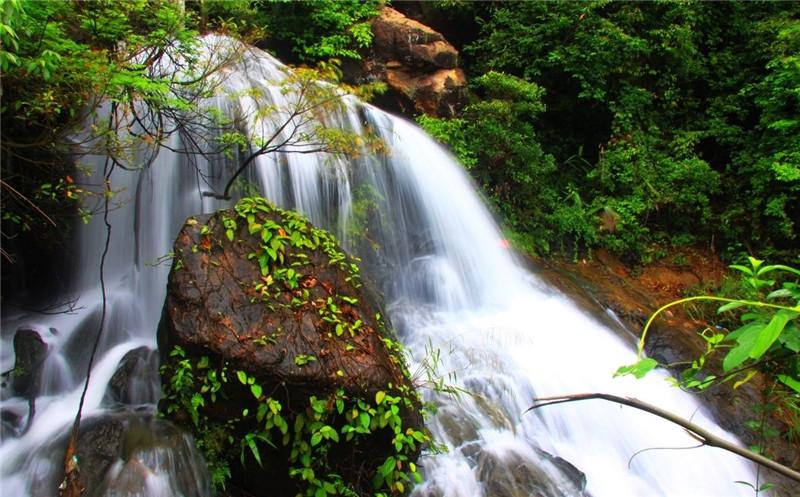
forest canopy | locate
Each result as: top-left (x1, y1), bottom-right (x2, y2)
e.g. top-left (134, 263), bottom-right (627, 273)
top-left (418, 0), bottom-right (799, 262)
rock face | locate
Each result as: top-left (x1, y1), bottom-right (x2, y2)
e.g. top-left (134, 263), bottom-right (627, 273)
top-left (350, 6), bottom-right (467, 117)
top-left (158, 197), bottom-right (424, 496)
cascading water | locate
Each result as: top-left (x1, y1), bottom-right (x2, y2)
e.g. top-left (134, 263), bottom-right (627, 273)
top-left (1, 38), bottom-right (760, 497)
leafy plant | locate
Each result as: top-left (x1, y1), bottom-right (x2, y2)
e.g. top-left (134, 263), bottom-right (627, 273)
top-left (617, 257), bottom-right (800, 459)
top-left (257, 0), bottom-right (381, 62)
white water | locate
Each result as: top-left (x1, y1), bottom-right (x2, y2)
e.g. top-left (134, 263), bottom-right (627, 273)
top-left (1, 38), bottom-right (759, 497)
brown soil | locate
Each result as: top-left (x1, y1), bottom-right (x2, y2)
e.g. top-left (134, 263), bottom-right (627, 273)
top-left (527, 247), bottom-right (799, 495)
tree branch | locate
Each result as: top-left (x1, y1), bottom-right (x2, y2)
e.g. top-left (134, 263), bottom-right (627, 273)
top-left (526, 393), bottom-right (800, 483)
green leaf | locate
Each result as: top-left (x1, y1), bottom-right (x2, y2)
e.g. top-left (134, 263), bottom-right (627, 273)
top-left (767, 288), bottom-right (793, 299)
top-left (733, 370), bottom-right (757, 389)
top-left (726, 321), bottom-right (764, 341)
top-left (756, 264), bottom-right (800, 278)
top-left (718, 301), bottom-right (747, 313)
top-left (777, 374), bottom-right (800, 394)
top-left (749, 311), bottom-right (792, 360)
top-left (779, 323), bottom-right (800, 352)
top-left (247, 436), bottom-right (262, 466)
top-left (328, 428), bottom-right (339, 443)
top-left (251, 384), bottom-right (263, 399)
top-left (614, 357), bottom-right (658, 378)
top-left (237, 370), bottom-right (248, 384)
top-left (729, 264), bottom-right (754, 276)
top-left (723, 342), bottom-right (755, 373)
top-left (375, 390), bottom-right (386, 405)
top-left (310, 432), bottom-right (323, 446)
top-left (379, 456), bottom-right (396, 477)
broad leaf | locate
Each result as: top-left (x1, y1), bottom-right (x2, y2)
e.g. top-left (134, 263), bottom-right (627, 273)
top-left (723, 323), bottom-right (762, 372)
top-left (614, 357), bottom-right (658, 378)
top-left (777, 374), bottom-right (800, 395)
top-left (778, 323), bottom-right (800, 352)
top-left (748, 311), bottom-right (792, 359)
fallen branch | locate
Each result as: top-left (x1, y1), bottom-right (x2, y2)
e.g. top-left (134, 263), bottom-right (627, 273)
top-left (526, 393), bottom-right (800, 484)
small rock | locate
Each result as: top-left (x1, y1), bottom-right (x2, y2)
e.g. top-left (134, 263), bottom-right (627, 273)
top-left (12, 328), bottom-right (48, 398)
top-left (105, 346), bottom-right (160, 406)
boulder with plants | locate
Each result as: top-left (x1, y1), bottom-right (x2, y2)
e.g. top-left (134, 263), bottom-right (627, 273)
top-left (158, 197), bottom-right (428, 496)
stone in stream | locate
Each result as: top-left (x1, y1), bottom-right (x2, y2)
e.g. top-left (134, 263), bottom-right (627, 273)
top-left (11, 328), bottom-right (48, 398)
top-left (29, 413), bottom-right (209, 497)
top-left (104, 346), bottom-right (160, 406)
top-left (158, 197), bottom-right (425, 497)
top-left (476, 449), bottom-right (587, 497)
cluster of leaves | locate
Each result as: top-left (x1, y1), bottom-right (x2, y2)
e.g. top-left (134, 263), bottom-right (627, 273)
top-left (618, 257), bottom-right (800, 446)
top-left (254, 0), bottom-right (381, 63)
top-left (420, 1), bottom-right (799, 261)
top-left (162, 348), bottom-right (428, 496)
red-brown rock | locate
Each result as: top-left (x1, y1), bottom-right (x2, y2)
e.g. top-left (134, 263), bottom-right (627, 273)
top-left (159, 199), bottom-right (408, 397)
top-left (348, 6), bottom-right (467, 117)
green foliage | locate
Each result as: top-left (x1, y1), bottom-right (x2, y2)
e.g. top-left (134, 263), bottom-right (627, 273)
top-left (161, 335), bottom-right (430, 497)
top-left (618, 257), bottom-right (800, 449)
top-left (0, 0), bottom-right (215, 262)
top-left (258, 0), bottom-right (381, 62)
top-left (449, 1), bottom-right (800, 259)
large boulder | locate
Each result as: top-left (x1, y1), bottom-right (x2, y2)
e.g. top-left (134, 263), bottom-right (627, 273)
top-left (158, 197), bottom-right (426, 496)
top-left (348, 6), bottom-right (467, 117)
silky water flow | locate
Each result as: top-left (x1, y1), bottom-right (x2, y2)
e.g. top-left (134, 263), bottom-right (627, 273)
top-left (0, 38), bottom-right (759, 497)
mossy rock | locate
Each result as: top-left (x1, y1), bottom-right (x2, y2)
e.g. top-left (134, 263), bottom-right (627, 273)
top-left (158, 197), bottom-right (426, 496)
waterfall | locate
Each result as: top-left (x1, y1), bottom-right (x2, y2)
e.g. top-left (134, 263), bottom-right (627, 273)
top-left (1, 37), bottom-right (759, 497)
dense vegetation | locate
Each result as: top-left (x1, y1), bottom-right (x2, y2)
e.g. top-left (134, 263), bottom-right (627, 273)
top-left (416, 1), bottom-right (799, 263)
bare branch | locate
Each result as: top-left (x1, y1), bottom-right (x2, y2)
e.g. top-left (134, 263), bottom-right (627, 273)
top-left (526, 393), bottom-right (800, 483)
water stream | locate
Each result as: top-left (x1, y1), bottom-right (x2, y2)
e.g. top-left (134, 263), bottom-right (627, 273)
top-left (1, 38), bottom-right (759, 497)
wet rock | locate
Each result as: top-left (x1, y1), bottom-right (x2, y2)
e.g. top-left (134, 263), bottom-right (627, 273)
top-left (346, 6), bottom-right (467, 117)
top-left (0, 408), bottom-right (23, 439)
top-left (159, 203), bottom-right (407, 396)
top-left (158, 198), bottom-right (423, 497)
top-left (11, 328), bottom-right (48, 398)
top-left (476, 449), bottom-right (587, 497)
top-left (78, 415), bottom-right (127, 497)
top-left (105, 346), bottom-right (160, 406)
top-left (30, 413), bottom-right (209, 497)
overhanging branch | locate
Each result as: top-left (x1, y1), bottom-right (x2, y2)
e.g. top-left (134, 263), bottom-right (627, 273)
top-left (526, 393), bottom-right (800, 483)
